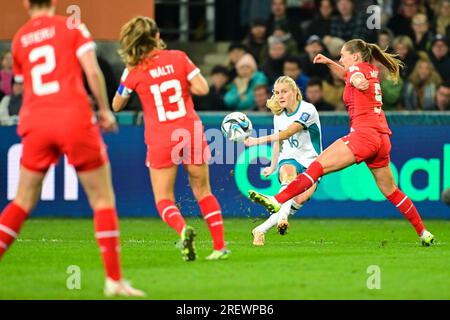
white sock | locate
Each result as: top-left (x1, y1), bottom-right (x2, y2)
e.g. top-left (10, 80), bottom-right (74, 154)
top-left (278, 200), bottom-right (293, 222)
top-left (255, 212), bottom-right (280, 233)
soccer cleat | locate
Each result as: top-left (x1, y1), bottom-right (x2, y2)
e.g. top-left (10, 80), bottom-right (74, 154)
top-left (252, 229), bottom-right (265, 246)
top-left (248, 190), bottom-right (281, 214)
top-left (205, 249), bottom-right (230, 261)
top-left (180, 225), bottom-right (197, 261)
top-left (104, 278), bottom-right (146, 298)
top-left (277, 219), bottom-right (289, 235)
top-left (420, 230), bottom-right (435, 247)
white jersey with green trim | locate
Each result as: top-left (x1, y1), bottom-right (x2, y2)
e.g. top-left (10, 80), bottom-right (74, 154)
top-left (274, 100), bottom-right (323, 169)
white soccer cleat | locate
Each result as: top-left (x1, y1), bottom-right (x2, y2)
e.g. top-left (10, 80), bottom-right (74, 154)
top-left (205, 249), bottom-right (231, 260)
top-left (252, 229), bottom-right (265, 246)
top-left (419, 230), bottom-right (435, 247)
top-left (104, 278), bottom-right (146, 298)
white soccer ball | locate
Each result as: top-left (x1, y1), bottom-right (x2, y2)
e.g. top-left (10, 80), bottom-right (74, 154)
top-left (221, 112), bottom-right (253, 142)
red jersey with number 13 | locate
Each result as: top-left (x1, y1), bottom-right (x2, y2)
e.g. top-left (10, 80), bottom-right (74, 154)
top-left (120, 49), bottom-right (202, 146)
top-left (12, 15), bottom-right (95, 130)
top-left (343, 62), bottom-right (391, 135)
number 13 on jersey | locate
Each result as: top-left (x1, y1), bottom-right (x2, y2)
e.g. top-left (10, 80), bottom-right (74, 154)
top-left (150, 79), bottom-right (187, 122)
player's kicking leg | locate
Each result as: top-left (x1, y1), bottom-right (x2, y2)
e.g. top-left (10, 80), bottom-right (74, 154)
top-left (185, 163), bottom-right (230, 260)
top-left (79, 164), bottom-right (145, 297)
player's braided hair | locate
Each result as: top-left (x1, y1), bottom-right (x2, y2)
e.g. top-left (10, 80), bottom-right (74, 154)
top-left (266, 76), bottom-right (302, 116)
top-left (118, 16), bottom-right (166, 67)
top-left (344, 39), bottom-right (404, 84)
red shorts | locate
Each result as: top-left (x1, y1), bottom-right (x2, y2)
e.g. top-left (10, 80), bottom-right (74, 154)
top-left (146, 131), bottom-right (211, 169)
top-left (20, 122), bottom-right (108, 173)
top-left (341, 129), bottom-right (391, 169)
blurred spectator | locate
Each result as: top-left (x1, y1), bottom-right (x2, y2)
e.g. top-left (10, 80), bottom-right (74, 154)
top-left (323, 36), bottom-right (346, 60)
top-left (330, 0), bottom-right (374, 42)
top-left (322, 68), bottom-right (345, 110)
top-left (375, 61), bottom-right (404, 110)
top-left (393, 35), bottom-right (420, 79)
top-left (0, 77), bottom-right (23, 126)
top-left (432, 0), bottom-right (450, 35)
top-left (300, 35), bottom-right (331, 80)
top-left (0, 51), bottom-right (13, 97)
top-left (193, 66), bottom-right (230, 111)
top-left (226, 43), bottom-right (249, 82)
top-left (283, 56), bottom-right (309, 98)
top-left (253, 84), bottom-right (271, 112)
top-left (268, 21), bottom-right (299, 56)
top-left (411, 13), bottom-right (434, 51)
top-left (403, 58), bottom-right (442, 110)
top-left (428, 34), bottom-right (450, 81)
top-left (433, 81), bottom-right (450, 110)
top-left (305, 78), bottom-right (335, 111)
top-left (377, 28), bottom-right (395, 53)
top-left (304, 0), bottom-right (334, 40)
top-left (388, 0), bottom-right (420, 37)
top-left (240, 0), bottom-right (272, 33)
top-left (267, 0), bottom-right (303, 49)
top-left (242, 18), bottom-right (268, 64)
top-left (224, 54), bottom-right (268, 110)
top-left (261, 37), bottom-right (287, 85)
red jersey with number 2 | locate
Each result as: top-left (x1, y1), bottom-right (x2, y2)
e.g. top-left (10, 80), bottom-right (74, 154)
top-left (121, 50), bottom-right (202, 147)
top-left (343, 62), bottom-right (391, 135)
top-left (12, 15), bottom-right (95, 132)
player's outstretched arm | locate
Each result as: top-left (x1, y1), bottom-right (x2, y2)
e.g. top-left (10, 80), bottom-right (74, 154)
top-left (190, 73), bottom-right (209, 96)
top-left (245, 122), bottom-right (303, 146)
top-left (313, 53), bottom-right (346, 80)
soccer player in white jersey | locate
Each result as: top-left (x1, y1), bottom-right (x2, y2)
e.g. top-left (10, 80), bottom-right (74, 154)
top-left (245, 76), bottom-right (322, 245)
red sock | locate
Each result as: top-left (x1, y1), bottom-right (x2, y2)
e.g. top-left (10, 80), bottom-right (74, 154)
top-left (156, 200), bottom-right (186, 235)
top-left (0, 203), bottom-right (28, 260)
top-left (387, 188), bottom-right (425, 235)
top-left (275, 161), bottom-right (324, 203)
top-left (198, 195), bottom-right (225, 250)
top-left (94, 208), bottom-right (122, 281)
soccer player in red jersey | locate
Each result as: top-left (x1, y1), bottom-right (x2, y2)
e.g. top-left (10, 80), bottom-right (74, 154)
top-left (113, 17), bottom-right (229, 261)
top-left (0, 0), bottom-right (144, 296)
top-left (248, 39), bottom-right (435, 246)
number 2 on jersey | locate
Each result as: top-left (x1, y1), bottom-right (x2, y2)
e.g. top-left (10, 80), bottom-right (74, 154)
top-left (150, 80), bottom-right (187, 122)
top-left (29, 45), bottom-right (60, 96)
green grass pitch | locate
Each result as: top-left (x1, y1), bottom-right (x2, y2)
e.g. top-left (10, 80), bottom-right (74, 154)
top-left (0, 217), bottom-right (449, 300)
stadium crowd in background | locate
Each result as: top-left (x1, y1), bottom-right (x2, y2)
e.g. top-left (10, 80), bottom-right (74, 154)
top-left (0, 0), bottom-right (449, 118)
top-left (210, 0), bottom-right (450, 112)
